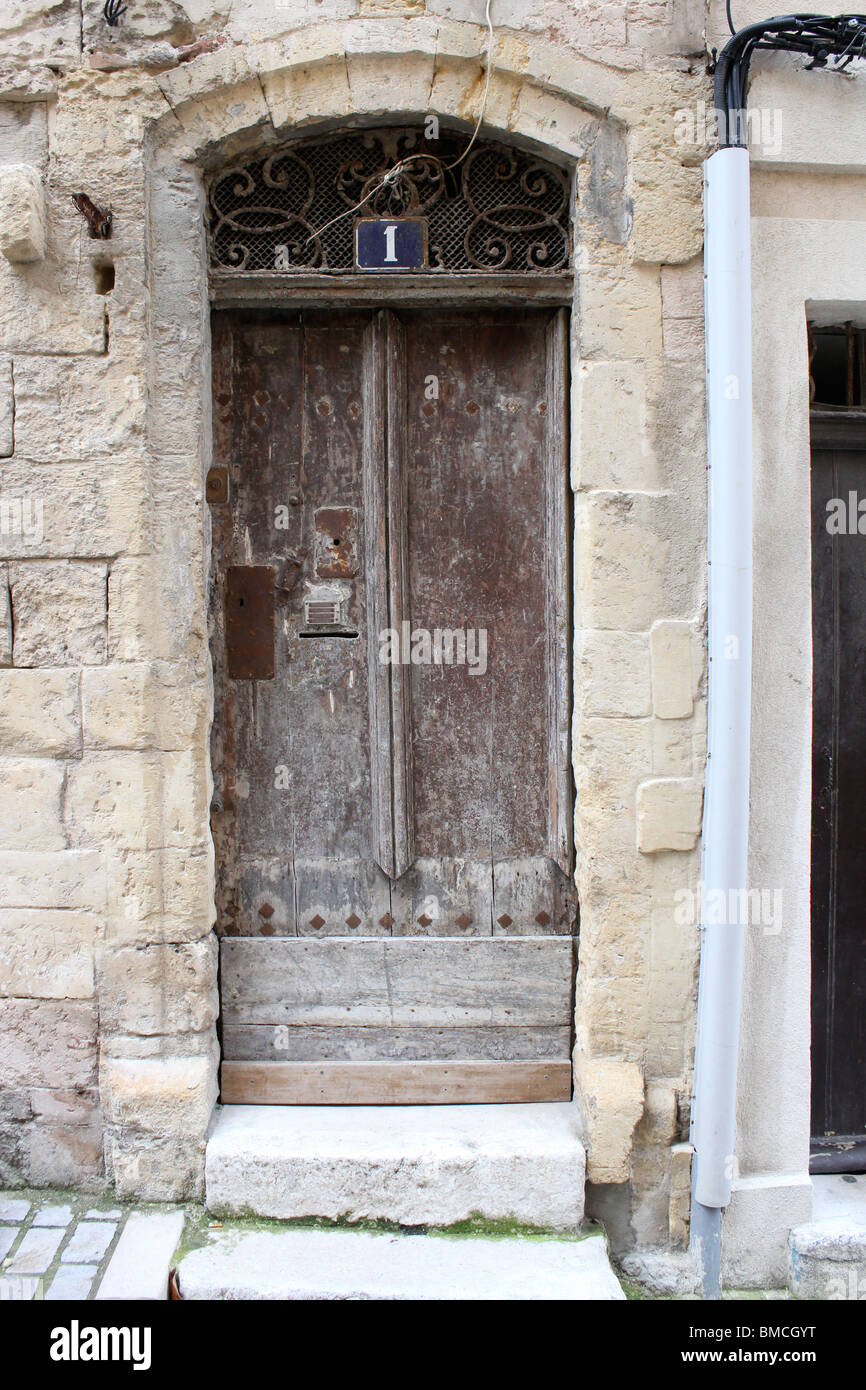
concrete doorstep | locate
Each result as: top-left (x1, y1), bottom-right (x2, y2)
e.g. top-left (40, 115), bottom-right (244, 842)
top-left (176, 1227), bottom-right (625, 1301)
top-left (192, 1103), bottom-right (612, 1300)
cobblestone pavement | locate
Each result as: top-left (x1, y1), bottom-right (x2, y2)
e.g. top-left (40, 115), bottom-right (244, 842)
top-left (0, 1190), bottom-right (185, 1301)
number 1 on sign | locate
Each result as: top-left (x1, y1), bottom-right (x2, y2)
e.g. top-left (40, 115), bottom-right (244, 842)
top-left (354, 218), bottom-right (427, 270)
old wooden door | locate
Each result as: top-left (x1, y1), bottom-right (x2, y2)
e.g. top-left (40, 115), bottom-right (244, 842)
top-left (811, 412), bottom-right (866, 1170)
top-left (209, 306), bottom-right (576, 1104)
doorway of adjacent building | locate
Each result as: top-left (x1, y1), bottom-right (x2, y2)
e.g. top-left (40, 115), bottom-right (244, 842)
top-left (208, 305), bottom-right (577, 1105)
top-left (810, 322), bottom-right (866, 1171)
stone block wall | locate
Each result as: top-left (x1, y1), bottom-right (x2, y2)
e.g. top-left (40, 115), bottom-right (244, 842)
top-left (0, 20), bottom-right (219, 1195)
top-left (0, 0), bottom-right (710, 1234)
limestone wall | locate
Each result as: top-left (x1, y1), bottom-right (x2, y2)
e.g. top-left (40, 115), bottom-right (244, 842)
top-left (0, 0), bottom-right (710, 1237)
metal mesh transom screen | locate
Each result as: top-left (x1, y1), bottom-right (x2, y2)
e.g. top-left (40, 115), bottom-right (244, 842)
top-left (207, 127), bottom-right (572, 274)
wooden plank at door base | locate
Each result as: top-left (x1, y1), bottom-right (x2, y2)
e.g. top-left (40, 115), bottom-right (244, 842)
top-left (220, 1060), bottom-right (573, 1105)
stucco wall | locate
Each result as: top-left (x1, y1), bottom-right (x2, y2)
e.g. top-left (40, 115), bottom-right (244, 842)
top-left (0, 0), bottom-right (710, 1244)
top-left (706, 0), bottom-right (866, 1288)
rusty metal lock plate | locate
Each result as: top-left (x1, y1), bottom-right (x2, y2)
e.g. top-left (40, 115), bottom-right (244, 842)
top-left (314, 507), bottom-right (358, 578)
top-left (226, 566), bottom-right (275, 679)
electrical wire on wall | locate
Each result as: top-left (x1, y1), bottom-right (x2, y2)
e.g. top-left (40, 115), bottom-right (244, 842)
top-left (305, 0), bottom-right (496, 244)
top-left (713, 10), bottom-right (866, 146)
top-left (103, 0), bottom-right (128, 25)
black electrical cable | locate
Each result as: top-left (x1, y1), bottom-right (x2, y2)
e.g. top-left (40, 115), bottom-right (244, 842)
top-left (726, 0), bottom-right (737, 36)
top-left (714, 14), bottom-right (866, 146)
top-left (103, 0), bottom-right (127, 25)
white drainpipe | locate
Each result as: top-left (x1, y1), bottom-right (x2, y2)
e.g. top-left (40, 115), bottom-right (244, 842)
top-left (690, 144), bottom-right (753, 1298)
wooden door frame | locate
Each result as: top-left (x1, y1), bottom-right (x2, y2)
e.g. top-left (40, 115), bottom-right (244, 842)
top-left (210, 271), bottom-right (574, 311)
top-left (208, 289), bottom-right (578, 1105)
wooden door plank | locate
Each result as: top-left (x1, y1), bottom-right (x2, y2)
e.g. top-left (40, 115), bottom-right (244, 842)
top-left (545, 308), bottom-right (574, 876)
top-left (364, 311), bottom-right (415, 880)
top-left (492, 856), bottom-right (575, 935)
top-left (222, 1023), bottom-right (572, 1062)
top-left (292, 313), bottom-right (382, 931)
top-left (403, 311), bottom-right (556, 863)
top-left (389, 855), bottom-right (493, 936)
top-left (292, 857), bottom-right (391, 937)
top-left (385, 310), bottom-right (415, 880)
top-left (220, 1059), bottom-right (573, 1105)
top-left (210, 312), bottom-right (393, 939)
top-left (209, 317), bottom-right (306, 937)
top-left (220, 935), bottom-right (575, 1027)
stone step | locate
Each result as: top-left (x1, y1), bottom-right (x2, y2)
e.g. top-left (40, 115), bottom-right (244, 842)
top-left (206, 1103), bottom-right (585, 1230)
top-left (177, 1227), bottom-right (623, 1301)
top-left (788, 1216), bottom-right (866, 1300)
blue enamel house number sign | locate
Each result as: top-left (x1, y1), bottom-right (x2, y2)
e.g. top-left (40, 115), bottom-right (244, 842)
top-left (355, 218), bottom-right (428, 271)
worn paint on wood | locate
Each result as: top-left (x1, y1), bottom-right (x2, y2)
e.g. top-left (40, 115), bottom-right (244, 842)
top-left (221, 1023), bottom-right (572, 1061)
top-left (220, 1060), bottom-right (573, 1105)
top-left (364, 311), bottom-right (414, 880)
top-left (220, 937), bottom-right (575, 1027)
top-left (211, 272), bottom-right (574, 310)
top-left (209, 308), bottom-right (577, 1100)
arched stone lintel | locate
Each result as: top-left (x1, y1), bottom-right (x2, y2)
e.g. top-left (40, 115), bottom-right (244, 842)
top-left (145, 27), bottom-right (631, 177)
top-left (144, 40), bottom-right (633, 256)
top-left (149, 20), bottom-right (631, 137)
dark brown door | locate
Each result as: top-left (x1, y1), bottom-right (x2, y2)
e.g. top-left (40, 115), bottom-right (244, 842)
top-left (811, 412), bottom-right (866, 1170)
top-left (209, 307), bottom-right (576, 1104)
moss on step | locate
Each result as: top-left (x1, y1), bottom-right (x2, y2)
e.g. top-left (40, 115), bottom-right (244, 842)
top-left (176, 1207), bottom-right (604, 1261)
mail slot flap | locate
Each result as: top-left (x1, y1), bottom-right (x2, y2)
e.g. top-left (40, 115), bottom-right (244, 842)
top-left (226, 566), bottom-right (275, 680)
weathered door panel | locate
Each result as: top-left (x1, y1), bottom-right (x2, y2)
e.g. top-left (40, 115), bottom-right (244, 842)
top-left (405, 311), bottom-right (550, 859)
top-left (210, 307), bottom-right (576, 1103)
top-left (364, 311), bottom-right (414, 882)
top-left (388, 308), bottom-right (572, 935)
top-left (220, 936), bottom-right (576, 1100)
top-left (811, 416), bottom-right (866, 1169)
top-left (211, 312), bottom-right (387, 938)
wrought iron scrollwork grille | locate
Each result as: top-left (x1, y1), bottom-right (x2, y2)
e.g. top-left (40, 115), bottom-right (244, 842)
top-left (207, 127), bottom-right (572, 274)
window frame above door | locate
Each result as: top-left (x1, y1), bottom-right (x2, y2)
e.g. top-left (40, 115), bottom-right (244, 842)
top-left (210, 270), bottom-right (574, 309)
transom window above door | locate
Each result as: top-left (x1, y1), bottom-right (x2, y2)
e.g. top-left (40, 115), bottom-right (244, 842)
top-left (206, 126), bottom-right (573, 276)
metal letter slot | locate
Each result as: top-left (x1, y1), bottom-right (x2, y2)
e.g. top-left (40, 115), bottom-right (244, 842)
top-left (306, 598), bottom-right (342, 625)
top-left (301, 586), bottom-right (357, 637)
top-left (226, 566), bottom-right (275, 679)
